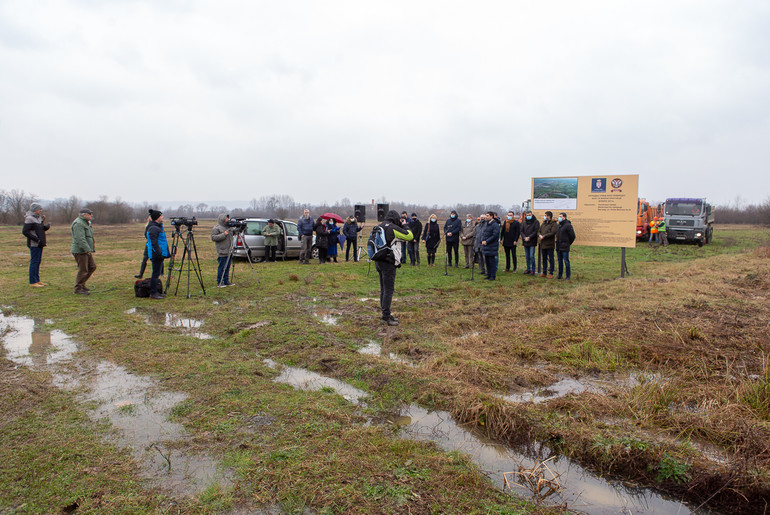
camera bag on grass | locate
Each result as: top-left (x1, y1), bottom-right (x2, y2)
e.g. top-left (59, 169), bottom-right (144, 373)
top-left (367, 226), bottom-right (392, 262)
top-left (134, 278), bottom-right (161, 297)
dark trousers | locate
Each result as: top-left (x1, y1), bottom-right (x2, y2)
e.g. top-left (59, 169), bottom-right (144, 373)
top-left (557, 250), bottom-right (571, 279)
top-left (541, 248), bottom-right (554, 274)
top-left (446, 241), bottom-right (459, 266)
top-left (150, 257), bottom-right (164, 295)
top-left (484, 254), bottom-right (498, 280)
top-left (407, 241), bottom-right (420, 265)
top-left (137, 247), bottom-right (149, 277)
top-left (73, 252), bottom-right (96, 292)
top-left (266, 245), bottom-right (276, 262)
top-left (503, 245), bottom-right (517, 271)
top-left (318, 247), bottom-right (327, 263)
top-left (375, 261), bottom-right (397, 320)
top-left (345, 238), bottom-right (357, 261)
top-left (29, 247), bottom-right (43, 284)
top-left (426, 251), bottom-right (436, 265)
top-left (217, 256), bottom-right (230, 285)
top-left (400, 241), bottom-right (407, 263)
top-left (300, 235), bottom-right (313, 262)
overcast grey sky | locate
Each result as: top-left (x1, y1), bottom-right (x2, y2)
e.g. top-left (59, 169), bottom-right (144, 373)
top-left (1, 0), bottom-right (769, 208)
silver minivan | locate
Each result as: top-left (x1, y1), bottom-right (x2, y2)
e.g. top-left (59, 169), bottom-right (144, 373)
top-left (232, 219), bottom-right (303, 261)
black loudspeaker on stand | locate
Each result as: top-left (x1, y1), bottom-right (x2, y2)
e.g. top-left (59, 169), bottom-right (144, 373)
top-left (354, 204), bottom-right (366, 223)
top-left (377, 203), bottom-right (389, 222)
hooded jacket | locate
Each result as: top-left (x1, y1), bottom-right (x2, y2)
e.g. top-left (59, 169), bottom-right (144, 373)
top-left (343, 221), bottom-right (362, 240)
top-left (22, 211), bottom-right (50, 248)
top-left (211, 213), bottom-right (233, 257)
top-left (380, 210), bottom-right (413, 265)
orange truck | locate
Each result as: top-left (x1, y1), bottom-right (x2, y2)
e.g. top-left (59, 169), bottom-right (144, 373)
top-left (636, 198), bottom-right (658, 240)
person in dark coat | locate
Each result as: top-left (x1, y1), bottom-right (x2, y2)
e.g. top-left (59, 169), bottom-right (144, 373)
top-left (555, 212), bottom-right (576, 280)
top-left (407, 213), bottom-right (422, 266)
top-left (326, 219), bottom-right (341, 262)
top-left (314, 217), bottom-right (329, 264)
top-left (473, 216), bottom-right (487, 275)
top-left (520, 211), bottom-right (540, 275)
top-left (499, 210), bottom-right (520, 273)
top-left (422, 214), bottom-right (441, 266)
top-left (343, 216), bottom-right (364, 262)
top-left (135, 215), bottom-right (152, 278)
top-left (375, 210), bottom-right (413, 326)
top-left (22, 202), bottom-right (50, 287)
top-left (443, 210), bottom-right (462, 267)
top-left (538, 211), bottom-right (557, 278)
top-left (145, 209), bottom-right (170, 299)
top-left (480, 211), bottom-right (500, 280)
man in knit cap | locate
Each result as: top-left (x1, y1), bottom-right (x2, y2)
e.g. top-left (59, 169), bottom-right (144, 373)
top-left (22, 202), bottom-right (50, 287)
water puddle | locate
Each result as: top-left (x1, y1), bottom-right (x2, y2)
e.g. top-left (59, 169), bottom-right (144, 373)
top-left (264, 359), bottom-right (368, 404)
top-left (393, 405), bottom-right (692, 514)
top-left (126, 309), bottom-right (213, 340)
top-left (358, 340), bottom-right (414, 367)
top-left (313, 311), bottom-right (339, 326)
top-left (261, 359), bottom-right (694, 513)
top-left (502, 372), bottom-right (662, 404)
top-left (0, 312), bottom-right (229, 496)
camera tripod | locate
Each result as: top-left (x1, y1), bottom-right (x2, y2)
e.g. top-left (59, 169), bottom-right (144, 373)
top-left (166, 224), bottom-right (206, 298)
top-left (220, 228), bottom-right (259, 287)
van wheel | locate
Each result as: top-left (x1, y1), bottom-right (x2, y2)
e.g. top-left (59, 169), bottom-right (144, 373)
top-left (311, 247), bottom-right (319, 259)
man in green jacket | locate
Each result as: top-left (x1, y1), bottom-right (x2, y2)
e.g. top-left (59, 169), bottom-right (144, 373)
top-left (262, 219), bottom-right (281, 262)
top-left (70, 208), bottom-right (96, 295)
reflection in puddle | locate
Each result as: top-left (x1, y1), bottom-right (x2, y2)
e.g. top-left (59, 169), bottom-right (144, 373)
top-left (0, 312), bottom-right (228, 496)
top-left (502, 378), bottom-right (600, 404)
top-left (358, 340), bottom-right (414, 367)
top-left (264, 359), bottom-right (368, 404)
top-left (261, 358), bottom-right (693, 513)
top-left (126, 309), bottom-right (213, 340)
top-left (395, 405), bottom-right (691, 514)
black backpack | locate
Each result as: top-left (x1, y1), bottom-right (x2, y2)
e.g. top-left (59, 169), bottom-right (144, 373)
top-left (134, 278), bottom-right (160, 297)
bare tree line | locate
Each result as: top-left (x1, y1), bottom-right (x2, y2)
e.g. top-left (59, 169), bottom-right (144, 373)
top-left (2, 189), bottom-right (768, 225)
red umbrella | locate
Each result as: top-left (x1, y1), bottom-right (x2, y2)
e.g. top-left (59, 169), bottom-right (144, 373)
top-left (320, 212), bottom-right (344, 224)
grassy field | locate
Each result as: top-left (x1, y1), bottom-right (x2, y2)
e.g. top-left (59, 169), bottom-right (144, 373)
top-left (1, 221), bottom-right (768, 514)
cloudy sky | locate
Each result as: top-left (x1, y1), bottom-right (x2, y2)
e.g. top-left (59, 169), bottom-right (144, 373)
top-left (2, 0), bottom-right (769, 209)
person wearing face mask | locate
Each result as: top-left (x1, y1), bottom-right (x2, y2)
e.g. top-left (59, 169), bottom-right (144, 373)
top-left (473, 216), bottom-right (487, 275)
top-left (520, 210), bottom-right (540, 275)
top-left (460, 213), bottom-right (476, 268)
top-left (314, 217), bottom-right (329, 264)
top-left (422, 214), bottom-right (441, 266)
top-left (538, 211), bottom-right (557, 278)
top-left (326, 219), bottom-right (341, 262)
top-left (399, 212), bottom-right (409, 264)
top-left (480, 211), bottom-right (501, 280)
top-left (343, 216), bottom-right (364, 262)
top-left (444, 210), bottom-right (462, 267)
top-left (407, 213), bottom-right (422, 266)
top-left (500, 210), bottom-right (520, 273)
top-left (555, 212), bottom-right (576, 280)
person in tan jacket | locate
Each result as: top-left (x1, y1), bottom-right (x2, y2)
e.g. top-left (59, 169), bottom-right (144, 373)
top-left (460, 213), bottom-right (476, 268)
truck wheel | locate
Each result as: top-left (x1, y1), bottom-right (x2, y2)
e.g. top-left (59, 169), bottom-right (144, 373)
top-left (706, 228), bottom-right (713, 244)
top-left (697, 239), bottom-right (704, 247)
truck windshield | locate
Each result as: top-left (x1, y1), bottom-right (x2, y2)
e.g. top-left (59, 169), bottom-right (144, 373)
top-left (666, 202), bottom-right (702, 216)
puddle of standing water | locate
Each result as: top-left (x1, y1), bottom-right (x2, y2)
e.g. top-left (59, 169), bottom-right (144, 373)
top-left (262, 359), bottom-right (695, 514)
top-left (125, 309), bottom-right (214, 340)
top-left (358, 340), bottom-right (414, 367)
top-left (264, 359), bottom-right (368, 404)
top-left (0, 312), bottom-right (229, 496)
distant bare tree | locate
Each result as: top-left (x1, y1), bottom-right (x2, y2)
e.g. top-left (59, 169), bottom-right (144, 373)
top-left (4, 189), bottom-right (38, 225)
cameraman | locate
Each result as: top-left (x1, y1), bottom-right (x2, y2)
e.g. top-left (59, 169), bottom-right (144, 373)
top-left (211, 213), bottom-right (234, 287)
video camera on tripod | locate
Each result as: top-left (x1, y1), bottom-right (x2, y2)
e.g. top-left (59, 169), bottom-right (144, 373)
top-left (170, 216), bottom-right (198, 229)
top-left (225, 218), bottom-right (247, 232)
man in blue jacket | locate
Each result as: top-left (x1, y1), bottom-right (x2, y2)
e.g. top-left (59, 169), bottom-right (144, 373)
top-left (146, 209), bottom-right (170, 299)
top-left (297, 209), bottom-right (314, 264)
top-left (444, 210), bottom-right (462, 267)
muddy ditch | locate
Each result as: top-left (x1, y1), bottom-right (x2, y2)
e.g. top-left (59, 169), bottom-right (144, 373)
top-left (263, 357), bottom-right (700, 513)
top-left (0, 311), bottom-right (230, 498)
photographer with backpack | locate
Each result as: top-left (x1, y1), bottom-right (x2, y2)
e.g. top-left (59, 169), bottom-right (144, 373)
top-left (368, 210), bottom-right (413, 326)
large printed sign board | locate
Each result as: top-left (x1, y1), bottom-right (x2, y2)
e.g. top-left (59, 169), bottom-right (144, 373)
top-left (531, 174), bottom-right (638, 248)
